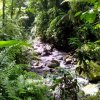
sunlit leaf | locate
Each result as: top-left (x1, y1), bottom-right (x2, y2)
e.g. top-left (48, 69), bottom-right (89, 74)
top-left (0, 40), bottom-right (31, 48)
top-left (75, 11), bottom-right (82, 17)
top-left (95, 24), bottom-right (100, 29)
top-left (81, 11), bottom-right (96, 23)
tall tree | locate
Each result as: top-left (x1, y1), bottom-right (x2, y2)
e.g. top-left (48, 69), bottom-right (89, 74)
top-left (11, 0), bottom-right (14, 18)
top-left (2, 0), bottom-right (5, 26)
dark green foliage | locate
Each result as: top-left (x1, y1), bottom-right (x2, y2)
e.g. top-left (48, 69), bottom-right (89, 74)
top-left (0, 0), bottom-right (100, 99)
top-left (0, 19), bottom-right (28, 40)
top-left (76, 41), bottom-right (100, 80)
top-left (34, 11), bottom-right (49, 40)
top-left (0, 16), bottom-right (51, 99)
top-left (49, 68), bottom-right (79, 100)
top-left (0, 41), bottom-right (31, 69)
top-left (29, 0), bottom-right (100, 51)
top-left (0, 65), bottom-right (50, 100)
top-left (78, 91), bottom-right (100, 100)
top-left (29, 0), bottom-right (74, 51)
top-left (0, 41), bottom-right (52, 100)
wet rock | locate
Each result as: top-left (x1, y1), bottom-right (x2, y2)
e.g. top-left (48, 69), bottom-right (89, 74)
top-left (89, 76), bottom-right (100, 83)
top-left (66, 64), bottom-right (74, 68)
top-left (42, 67), bottom-right (50, 71)
top-left (77, 77), bottom-right (89, 87)
top-left (30, 66), bottom-right (50, 75)
top-left (52, 49), bottom-right (60, 56)
top-left (41, 50), bottom-right (51, 56)
top-left (46, 60), bottom-right (60, 68)
top-left (81, 83), bottom-right (99, 95)
top-left (50, 68), bottom-right (56, 73)
top-left (56, 55), bottom-right (63, 60)
top-left (63, 54), bottom-right (72, 59)
top-left (63, 55), bottom-right (70, 59)
top-left (30, 60), bottom-right (39, 66)
top-left (72, 58), bottom-right (77, 64)
top-left (40, 56), bottom-right (54, 62)
top-left (60, 61), bottom-right (67, 68)
top-left (73, 58), bottom-right (77, 62)
top-left (36, 50), bottom-right (42, 55)
top-left (63, 54), bottom-right (73, 63)
top-left (65, 58), bottom-right (72, 64)
top-left (34, 61), bottom-right (39, 66)
top-left (45, 44), bottom-right (52, 51)
top-left (32, 65), bottom-right (43, 69)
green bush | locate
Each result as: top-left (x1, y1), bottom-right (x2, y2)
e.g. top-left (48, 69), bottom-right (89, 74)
top-left (0, 40), bottom-right (52, 100)
top-left (31, 0), bottom-right (100, 51)
top-left (0, 65), bottom-right (51, 100)
top-left (76, 41), bottom-right (100, 80)
top-left (0, 40), bottom-right (31, 69)
top-left (78, 91), bottom-right (100, 100)
top-left (0, 19), bottom-right (28, 40)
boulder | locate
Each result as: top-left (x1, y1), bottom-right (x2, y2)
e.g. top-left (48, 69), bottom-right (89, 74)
top-left (41, 50), bottom-right (51, 56)
top-left (46, 60), bottom-right (60, 68)
top-left (56, 55), bottom-right (63, 60)
top-left (81, 83), bottom-right (99, 95)
top-left (63, 54), bottom-right (73, 64)
top-left (65, 58), bottom-right (72, 64)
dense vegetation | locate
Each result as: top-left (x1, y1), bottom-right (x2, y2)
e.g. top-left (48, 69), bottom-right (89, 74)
top-left (0, 0), bottom-right (100, 100)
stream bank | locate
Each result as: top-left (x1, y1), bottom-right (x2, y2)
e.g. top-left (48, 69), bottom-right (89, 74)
top-left (30, 37), bottom-right (100, 97)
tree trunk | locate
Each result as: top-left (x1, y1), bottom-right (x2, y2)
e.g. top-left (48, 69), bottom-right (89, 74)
top-left (2, 0), bottom-right (5, 26)
top-left (11, 0), bottom-right (14, 19)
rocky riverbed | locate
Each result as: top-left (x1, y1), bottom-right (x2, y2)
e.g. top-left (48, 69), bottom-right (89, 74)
top-left (30, 37), bottom-right (100, 96)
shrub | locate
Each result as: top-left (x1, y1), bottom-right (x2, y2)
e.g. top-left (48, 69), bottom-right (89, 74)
top-left (0, 40), bottom-right (52, 100)
top-left (0, 65), bottom-right (51, 100)
top-left (76, 41), bottom-right (100, 80)
top-left (0, 19), bottom-right (28, 41)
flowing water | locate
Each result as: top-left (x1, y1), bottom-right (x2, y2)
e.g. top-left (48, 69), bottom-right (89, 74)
top-left (31, 37), bottom-right (100, 96)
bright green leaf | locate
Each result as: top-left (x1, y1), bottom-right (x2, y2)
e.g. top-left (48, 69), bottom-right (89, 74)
top-left (0, 40), bottom-right (31, 48)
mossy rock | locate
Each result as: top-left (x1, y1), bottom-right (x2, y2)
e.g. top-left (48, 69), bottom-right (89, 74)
top-left (77, 61), bottom-right (100, 83)
top-left (46, 60), bottom-right (60, 68)
top-left (88, 61), bottom-right (100, 82)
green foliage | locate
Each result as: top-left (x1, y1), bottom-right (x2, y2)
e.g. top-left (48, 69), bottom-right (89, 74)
top-left (29, 0), bottom-right (74, 50)
top-left (29, 0), bottom-right (100, 51)
top-left (0, 40), bottom-right (30, 48)
top-left (34, 11), bottom-right (49, 40)
top-left (0, 41), bottom-right (51, 100)
top-left (0, 0), bottom-right (100, 99)
top-left (76, 41), bottom-right (100, 79)
top-left (0, 19), bottom-right (28, 40)
top-left (49, 68), bottom-right (79, 100)
top-left (0, 1), bottom-right (54, 100)
top-left (0, 65), bottom-right (50, 100)
top-left (66, 0), bottom-right (100, 81)
top-left (0, 40), bottom-right (32, 68)
top-left (66, 0), bottom-right (100, 46)
top-left (78, 91), bottom-right (100, 100)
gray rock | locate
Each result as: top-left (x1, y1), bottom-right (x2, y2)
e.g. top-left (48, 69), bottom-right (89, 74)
top-left (65, 58), bottom-right (72, 64)
top-left (63, 54), bottom-right (72, 60)
top-left (34, 61), bottom-right (39, 66)
top-left (41, 51), bottom-right (51, 56)
top-left (46, 60), bottom-right (60, 68)
top-left (56, 55), bottom-right (63, 60)
top-left (32, 65), bottom-right (44, 69)
top-left (81, 83), bottom-right (99, 95)
top-left (76, 77), bottom-right (89, 87)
